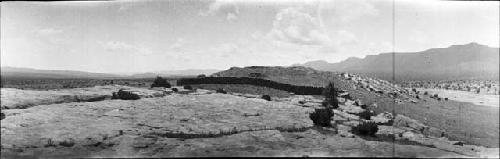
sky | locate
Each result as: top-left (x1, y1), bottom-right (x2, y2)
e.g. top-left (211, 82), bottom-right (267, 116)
top-left (1, 0), bottom-right (499, 73)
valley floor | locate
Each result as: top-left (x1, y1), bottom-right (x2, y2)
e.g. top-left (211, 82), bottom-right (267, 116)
top-left (416, 88), bottom-right (499, 108)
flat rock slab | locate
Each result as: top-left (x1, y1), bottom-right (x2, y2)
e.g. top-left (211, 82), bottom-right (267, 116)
top-left (1, 94), bottom-right (312, 152)
top-left (1, 85), bottom-right (166, 109)
top-left (1, 92), bottom-right (495, 158)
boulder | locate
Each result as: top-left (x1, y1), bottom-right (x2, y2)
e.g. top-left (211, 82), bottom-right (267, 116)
top-left (339, 104), bottom-right (365, 114)
top-left (242, 94), bottom-right (260, 98)
top-left (338, 92), bottom-right (351, 100)
top-left (371, 113), bottom-right (392, 125)
top-left (337, 97), bottom-right (346, 103)
top-left (393, 115), bottom-right (427, 132)
top-left (422, 127), bottom-right (447, 138)
top-left (399, 131), bottom-right (425, 141)
top-left (354, 99), bottom-right (364, 107)
top-left (345, 100), bottom-right (356, 106)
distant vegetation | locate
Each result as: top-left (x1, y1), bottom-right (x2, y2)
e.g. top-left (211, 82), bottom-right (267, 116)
top-left (183, 85), bottom-right (193, 90)
top-left (177, 77), bottom-right (324, 95)
top-left (197, 74), bottom-right (206, 78)
top-left (151, 76), bottom-right (172, 88)
top-left (112, 89), bottom-right (140, 100)
top-left (216, 88), bottom-right (227, 94)
top-left (400, 79), bottom-right (500, 95)
top-left (0, 77), bottom-right (165, 90)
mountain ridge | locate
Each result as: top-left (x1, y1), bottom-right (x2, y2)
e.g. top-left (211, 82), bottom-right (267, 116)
top-left (1, 66), bottom-right (220, 79)
top-left (296, 42), bottom-right (499, 81)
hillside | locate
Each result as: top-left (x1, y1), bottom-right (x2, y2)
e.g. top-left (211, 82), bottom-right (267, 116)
top-left (211, 66), bottom-right (339, 87)
top-left (298, 43), bottom-right (499, 81)
top-left (210, 66), bottom-right (499, 147)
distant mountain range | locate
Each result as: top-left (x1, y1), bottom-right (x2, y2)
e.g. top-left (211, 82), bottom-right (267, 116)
top-left (128, 69), bottom-right (220, 78)
top-left (295, 42), bottom-right (499, 81)
top-left (1, 67), bottom-right (220, 79)
top-left (3, 42), bottom-right (498, 81)
top-left (0, 67), bottom-right (125, 79)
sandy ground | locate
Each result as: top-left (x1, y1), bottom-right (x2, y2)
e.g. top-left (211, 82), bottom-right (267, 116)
top-left (417, 88), bottom-right (499, 107)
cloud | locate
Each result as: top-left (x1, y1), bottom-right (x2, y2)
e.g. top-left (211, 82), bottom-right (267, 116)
top-left (199, 0), bottom-right (240, 21)
top-left (226, 12), bottom-right (238, 21)
top-left (337, 30), bottom-right (358, 45)
top-left (365, 41), bottom-right (394, 54)
top-left (267, 7), bottom-right (331, 45)
top-left (118, 5), bottom-right (129, 12)
top-left (210, 43), bottom-right (239, 58)
top-left (169, 38), bottom-right (186, 51)
top-left (32, 28), bottom-right (69, 45)
top-left (34, 28), bottom-right (64, 36)
top-left (335, 0), bottom-right (378, 22)
top-left (104, 41), bottom-right (153, 56)
top-left (312, 0), bottom-right (379, 23)
top-left (410, 30), bottom-right (429, 44)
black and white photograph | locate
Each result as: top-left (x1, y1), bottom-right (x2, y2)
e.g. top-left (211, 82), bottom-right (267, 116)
top-left (0, 0), bottom-right (499, 158)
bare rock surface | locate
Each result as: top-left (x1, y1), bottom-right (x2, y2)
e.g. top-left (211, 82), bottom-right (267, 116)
top-left (1, 88), bottom-right (497, 158)
top-left (0, 85), bottom-right (167, 109)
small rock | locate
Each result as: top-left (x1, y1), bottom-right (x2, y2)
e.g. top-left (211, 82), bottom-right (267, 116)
top-left (452, 141), bottom-right (465, 146)
top-left (354, 99), bottom-right (364, 106)
top-left (132, 137), bottom-right (156, 148)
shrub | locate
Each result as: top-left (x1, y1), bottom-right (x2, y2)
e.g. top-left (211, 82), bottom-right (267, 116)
top-left (197, 74), bottom-right (206, 78)
top-left (151, 76), bottom-right (171, 88)
top-left (261, 95), bottom-right (271, 101)
top-left (59, 138), bottom-right (75, 147)
top-left (115, 89), bottom-right (140, 100)
top-left (433, 94), bottom-right (439, 98)
top-left (183, 85), bottom-right (193, 90)
top-left (323, 82), bottom-right (339, 109)
top-left (358, 110), bottom-right (373, 120)
top-left (309, 108), bottom-right (334, 127)
top-left (353, 121), bottom-right (378, 136)
top-left (424, 91), bottom-right (428, 95)
top-left (444, 98), bottom-right (448, 101)
top-left (1, 112), bottom-right (5, 120)
top-left (321, 100), bottom-right (328, 107)
top-left (216, 88), bottom-right (227, 94)
top-left (360, 104), bottom-right (368, 109)
top-left (172, 88), bottom-right (179, 92)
